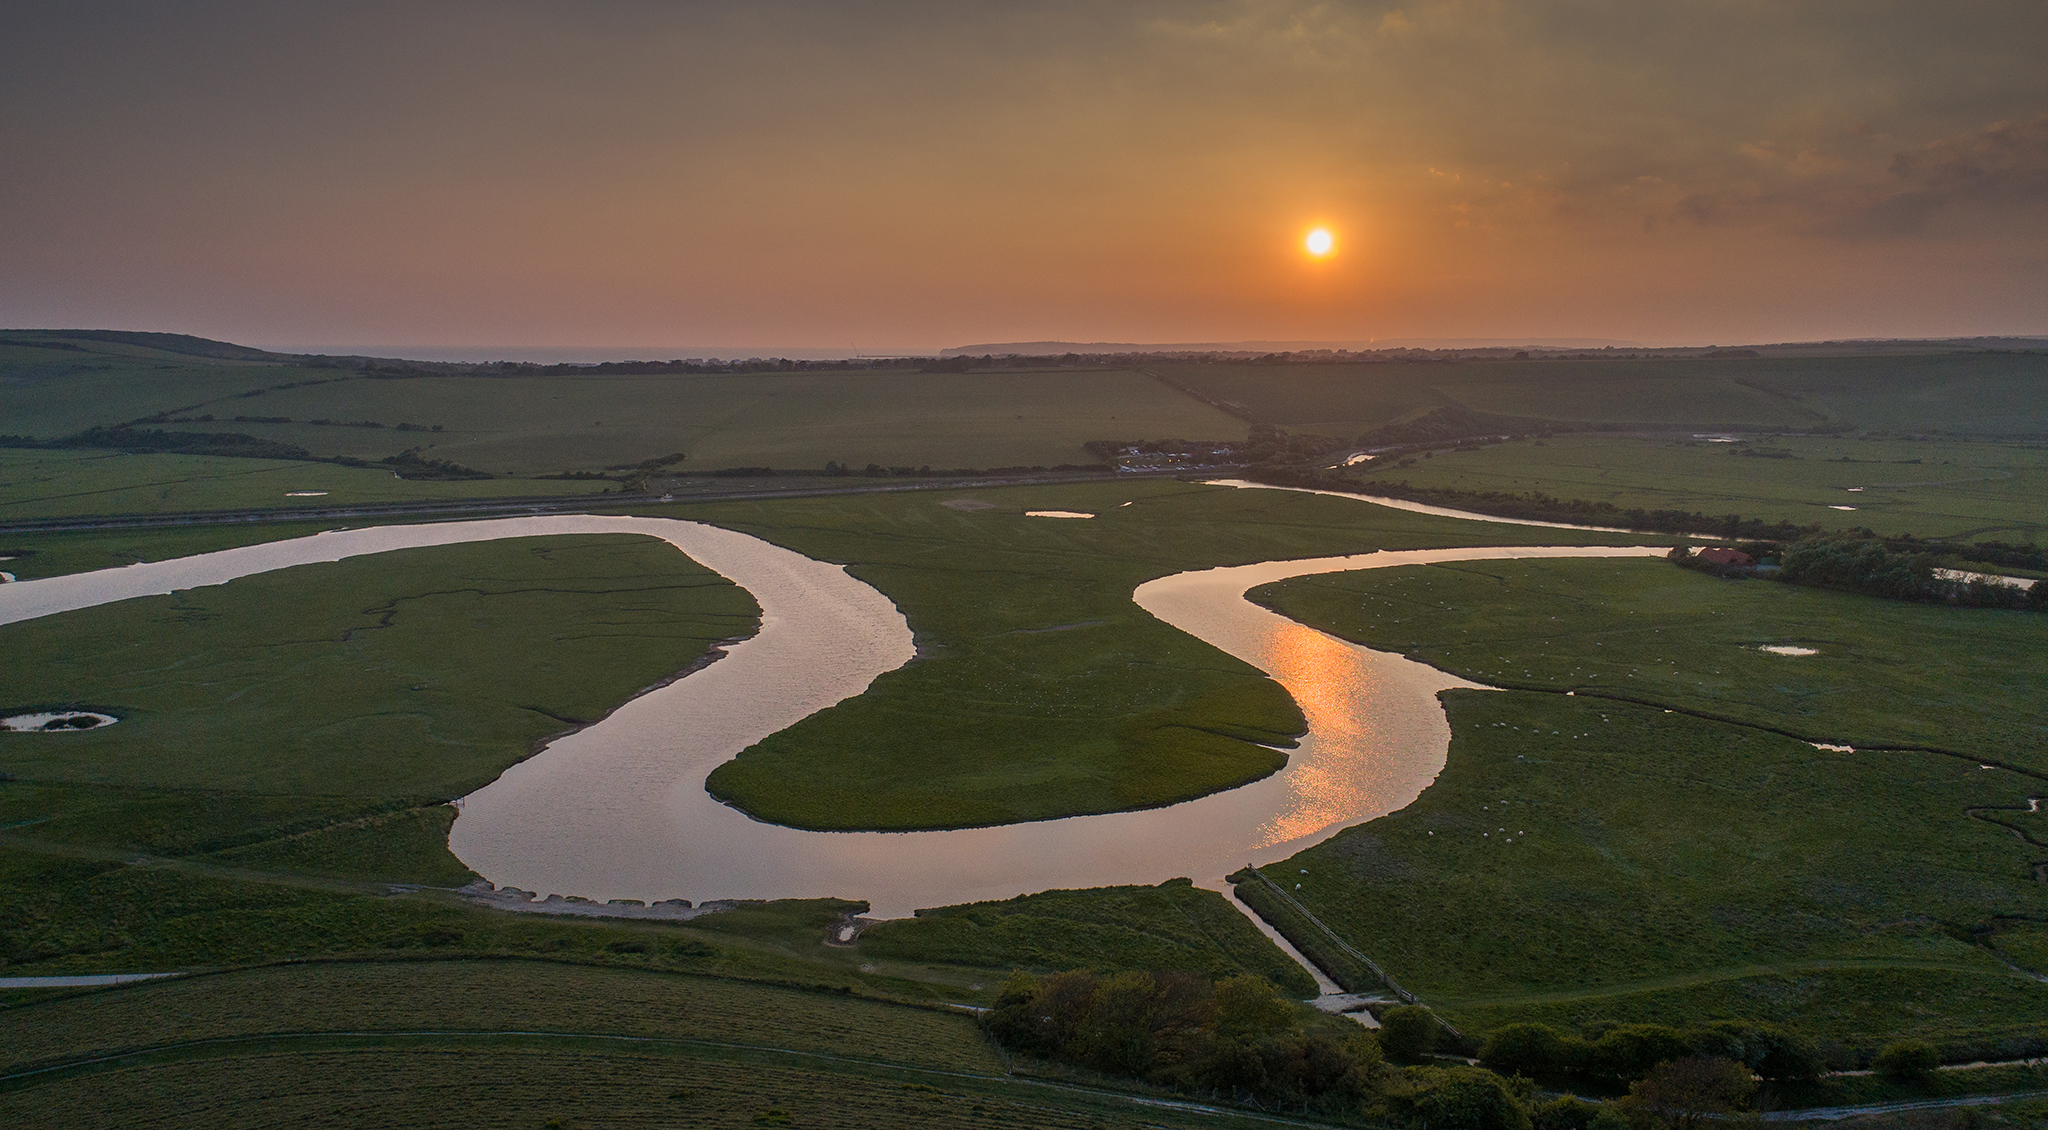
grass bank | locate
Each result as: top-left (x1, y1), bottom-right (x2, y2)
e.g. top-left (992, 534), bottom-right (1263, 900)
top-left (858, 878), bottom-right (1320, 998)
top-left (685, 478), bottom-right (1642, 829)
top-left (0, 960), bottom-right (1306, 1129)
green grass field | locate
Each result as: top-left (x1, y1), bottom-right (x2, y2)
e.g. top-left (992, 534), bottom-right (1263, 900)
top-left (0, 506), bottom-right (1315, 998)
top-left (1354, 434), bottom-right (2048, 541)
top-left (0, 449), bottom-right (607, 520)
top-left (145, 367), bottom-right (1248, 476)
top-left (0, 960), bottom-right (1305, 1129)
top-left (1253, 557), bottom-right (2045, 770)
top-left (683, 479), bottom-right (1643, 829)
top-left (1152, 352), bottom-right (2048, 438)
top-left (859, 878), bottom-right (1320, 997)
top-left (0, 334), bottom-right (305, 440)
top-left (1239, 559), bottom-right (2048, 1050)
top-left (0, 534), bottom-right (758, 796)
top-left (0, 333), bottom-right (1250, 478)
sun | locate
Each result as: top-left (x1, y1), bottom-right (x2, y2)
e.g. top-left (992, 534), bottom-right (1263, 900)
top-left (1304, 228), bottom-right (1335, 257)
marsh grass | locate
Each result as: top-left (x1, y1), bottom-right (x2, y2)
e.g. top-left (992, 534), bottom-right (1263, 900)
top-left (1351, 434), bottom-right (2048, 540)
top-left (0, 533), bottom-right (758, 796)
top-left (691, 479), bottom-right (1639, 829)
top-left (1243, 559), bottom-right (2048, 1047)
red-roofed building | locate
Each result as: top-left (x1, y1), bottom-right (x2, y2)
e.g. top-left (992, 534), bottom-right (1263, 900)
top-left (1696, 547), bottom-right (1754, 567)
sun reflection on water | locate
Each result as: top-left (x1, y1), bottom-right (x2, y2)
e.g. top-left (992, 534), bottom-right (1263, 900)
top-left (1253, 619), bottom-right (1389, 846)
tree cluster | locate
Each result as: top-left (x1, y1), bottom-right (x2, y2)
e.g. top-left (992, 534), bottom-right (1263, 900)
top-left (988, 971), bottom-right (1538, 1128)
top-left (1479, 1020), bottom-right (1822, 1091)
top-left (1674, 536), bottom-right (2046, 611)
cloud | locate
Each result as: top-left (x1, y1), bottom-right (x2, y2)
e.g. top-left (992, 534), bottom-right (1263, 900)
top-left (1869, 114), bottom-right (2048, 227)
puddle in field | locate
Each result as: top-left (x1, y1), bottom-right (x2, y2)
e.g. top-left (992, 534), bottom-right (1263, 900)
top-left (0, 711), bottom-right (117, 732)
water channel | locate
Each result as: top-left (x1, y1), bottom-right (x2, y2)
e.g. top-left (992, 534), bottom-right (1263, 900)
top-left (0, 513), bottom-right (1666, 917)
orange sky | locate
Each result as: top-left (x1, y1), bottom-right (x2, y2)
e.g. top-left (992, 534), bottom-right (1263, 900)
top-left (3, 2), bottom-right (2045, 352)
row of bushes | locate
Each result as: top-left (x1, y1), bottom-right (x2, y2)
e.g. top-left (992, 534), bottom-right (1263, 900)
top-left (1674, 536), bottom-right (2046, 611)
top-left (984, 971), bottom-right (1875, 1128)
top-left (0, 427), bottom-right (498, 482)
top-left (987, 970), bottom-right (1534, 1126)
top-left (1479, 1019), bottom-right (1823, 1088)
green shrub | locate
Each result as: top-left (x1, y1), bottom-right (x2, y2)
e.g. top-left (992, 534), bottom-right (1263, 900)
top-left (1532, 1095), bottom-right (1602, 1130)
top-left (1482, 1022), bottom-right (1577, 1079)
top-left (1379, 1004), bottom-right (1439, 1062)
top-left (1872, 1039), bottom-right (1940, 1083)
top-left (1401, 1065), bottom-right (1534, 1130)
top-left (1581, 1024), bottom-right (1692, 1086)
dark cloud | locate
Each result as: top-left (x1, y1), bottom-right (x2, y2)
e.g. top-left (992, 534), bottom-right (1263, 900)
top-left (1868, 114), bottom-right (2048, 230)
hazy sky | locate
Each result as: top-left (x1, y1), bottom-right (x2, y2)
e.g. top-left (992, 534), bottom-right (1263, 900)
top-left (4, 1), bottom-right (2045, 350)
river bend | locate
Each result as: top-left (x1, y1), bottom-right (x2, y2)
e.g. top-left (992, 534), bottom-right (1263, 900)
top-left (0, 514), bottom-right (1665, 917)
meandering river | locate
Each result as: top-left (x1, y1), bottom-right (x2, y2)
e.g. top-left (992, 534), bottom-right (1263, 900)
top-left (0, 514), bottom-right (1665, 917)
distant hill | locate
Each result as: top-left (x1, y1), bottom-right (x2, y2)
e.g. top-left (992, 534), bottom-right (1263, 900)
top-left (941, 337), bottom-right (1640, 357)
top-left (943, 335), bottom-right (2048, 358)
top-left (0, 329), bottom-right (292, 362)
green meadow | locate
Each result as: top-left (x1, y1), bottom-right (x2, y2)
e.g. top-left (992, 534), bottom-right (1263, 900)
top-left (859, 879), bottom-right (1320, 997)
top-left (143, 366), bottom-right (1245, 476)
top-left (0, 534), bottom-right (758, 796)
top-left (1357, 434), bottom-right (2048, 541)
top-left (684, 479), bottom-right (1639, 829)
top-left (1153, 351), bottom-right (2048, 438)
top-left (0, 507), bottom-right (1315, 1004)
top-left (1244, 558), bottom-right (2048, 1051)
top-left (0, 961), bottom-right (1302, 1130)
top-left (0, 332), bottom-right (1248, 481)
top-left (7, 333), bottom-right (2048, 1110)
top-left (0, 448), bottom-right (605, 520)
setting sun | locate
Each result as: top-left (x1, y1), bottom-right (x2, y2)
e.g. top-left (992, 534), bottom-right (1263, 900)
top-left (1304, 228), bottom-right (1335, 257)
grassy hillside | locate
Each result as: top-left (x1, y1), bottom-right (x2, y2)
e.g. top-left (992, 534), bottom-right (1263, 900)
top-left (1242, 558), bottom-right (2048, 1051)
top-left (860, 879), bottom-right (1320, 997)
top-left (1152, 352), bottom-right (2048, 438)
top-left (0, 333), bottom-right (1247, 480)
top-left (0, 961), bottom-right (1301, 1129)
top-left (140, 367), bottom-right (1245, 476)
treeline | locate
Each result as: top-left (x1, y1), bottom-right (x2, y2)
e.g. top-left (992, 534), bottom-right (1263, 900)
top-left (1084, 425), bottom-right (1341, 465)
top-left (988, 970), bottom-right (1534, 1127)
top-left (1479, 1019), bottom-right (1822, 1089)
top-left (0, 426), bottom-right (497, 481)
top-left (1677, 536), bottom-right (2047, 611)
top-left (816, 461), bottom-right (1108, 478)
top-left (1, 425), bottom-right (322, 463)
top-left (984, 970), bottom-right (1855, 1128)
